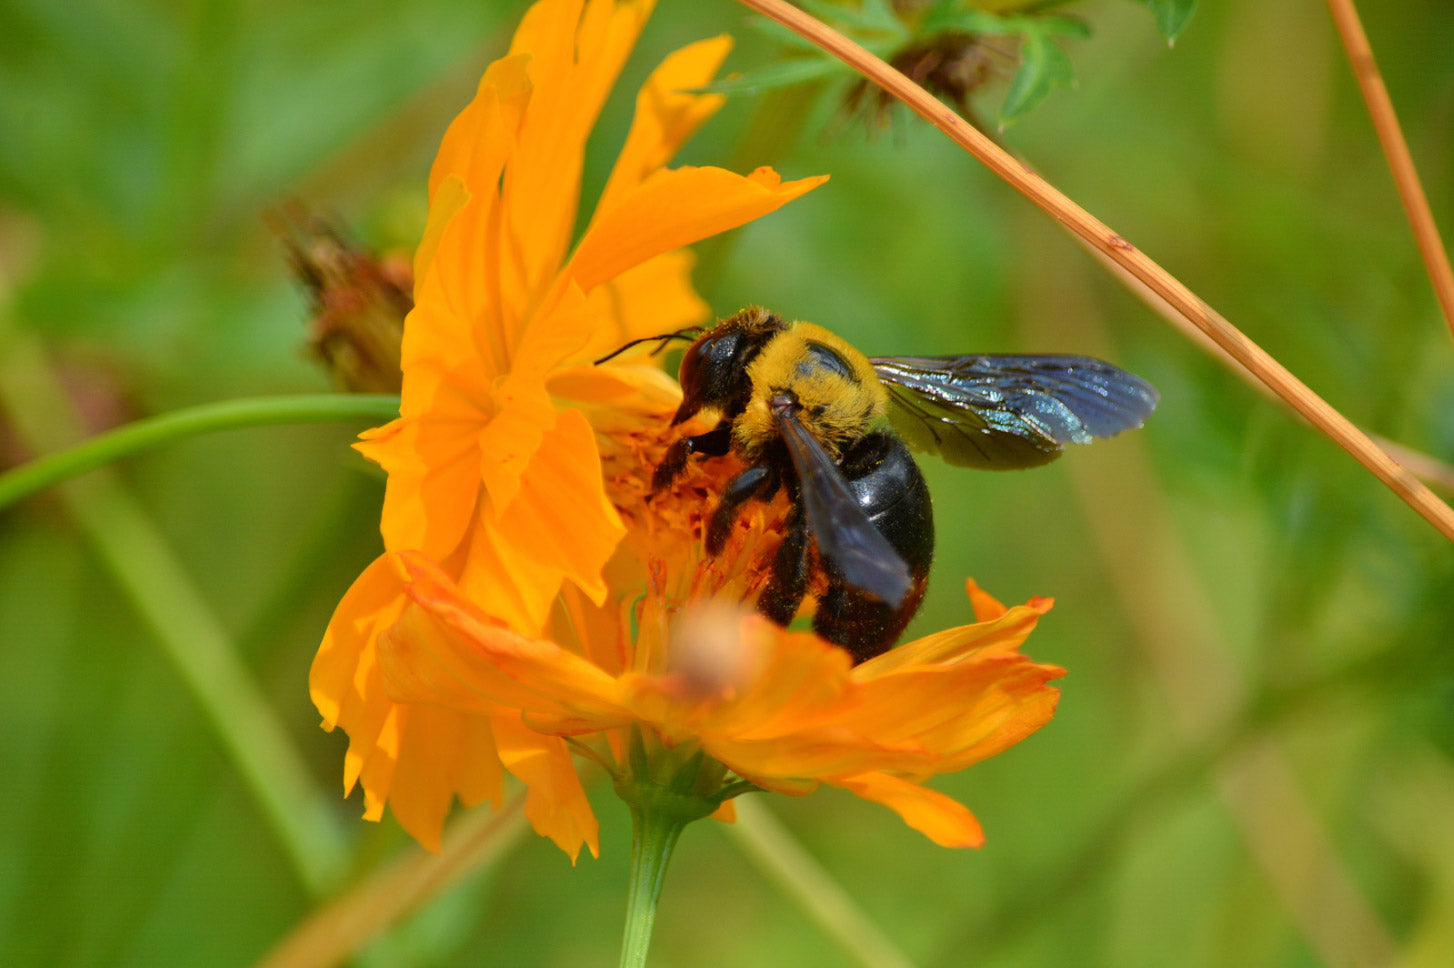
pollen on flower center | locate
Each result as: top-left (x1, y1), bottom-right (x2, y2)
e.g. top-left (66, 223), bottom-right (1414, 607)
top-left (598, 417), bottom-right (794, 618)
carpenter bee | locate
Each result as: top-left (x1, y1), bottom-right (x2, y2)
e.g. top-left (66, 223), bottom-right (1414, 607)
top-left (605, 306), bottom-right (1158, 662)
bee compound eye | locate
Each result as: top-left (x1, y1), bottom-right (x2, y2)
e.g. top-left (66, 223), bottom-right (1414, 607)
top-left (677, 339), bottom-right (706, 380)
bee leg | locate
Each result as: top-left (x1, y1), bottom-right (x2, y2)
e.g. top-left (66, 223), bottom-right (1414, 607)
top-left (706, 463), bottom-right (779, 555)
top-left (757, 503), bottom-right (810, 627)
top-left (651, 422), bottom-right (734, 494)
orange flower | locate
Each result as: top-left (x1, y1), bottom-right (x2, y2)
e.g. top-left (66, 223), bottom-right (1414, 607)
top-left (311, 0), bottom-right (826, 856)
top-left (383, 549), bottom-right (1062, 848)
top-left (312, 0), bottom-right (1064, 863)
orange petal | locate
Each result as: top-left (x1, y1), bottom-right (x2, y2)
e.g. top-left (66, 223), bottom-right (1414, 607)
top-left (355, 706), bottom-right (401, 819)
top-left (475, 373), bottom-right (557, 516)
top-left (509, 278), bottom-right (597, 378)
top-left (354, 359), bottom-right (491, 561)
top-left (547, 362), bottom-right (681, 426)
top-left (405, 261), bottom-right (502, 378)
top-left (428, 53), bottom-right (531, 204)
top-left (622, 618), bottom-right (854, 740)
top-left (624, 612), bottom-right (1062, 785)
top-left (385, 551), bottom-right (632, 725)
top-left (965, 578), bottom-right (1007, 622)
top-left (499, 0), bottom-right (653, 345)
top-left (552, 583), bottom-right (631, 679)
top-left (412, 175), bottom-right (472, 315)
top-left (312, 554), bottom-right (404, 729)
top-left (376, 608), bottom-right (501, 716)
top-left (624, 621), bottom-right (951, 780)
top-left (567, 166), bottom-right (829, 293)
top-left (577, 250), bottom-right (710, 364)
top-left (834, 773), bottom-right (985, 848)
top-left (385, 705), bottom-right (505, 852)
top-left (416, 200), bottom-right (510, 377)
top-left (699, 732), bottom-right (939, 783)
top-left (928, 688), bottom-right (1062, 775)
top-left (420, 53), bottom-right (531, 374)
top-left (494, 713), bottom-right (601, 861)
top-left (457, 511), bottom-right (567, 636)
top-left (860, 596), bottom-right (1055, 675)
top-left (478, 408), bottom-right (626, 610)
top-left (456, 712), bottom-right (508, 809)
top-left (594, 35), bottom-right (733, 215)
top-left (312, 555), bottom-right (410, 800)
top-left (840, 659), bottom-right (1063, 774)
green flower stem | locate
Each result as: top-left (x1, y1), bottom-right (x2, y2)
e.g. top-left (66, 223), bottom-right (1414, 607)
top-left (616, 733), bottom-right (726, 968)
top-left (0, 327), bottom-right (352, 895)
top-left (619, 803), bottom-right (688, 968)
top-left (0, 392), bottom-right (399, 512)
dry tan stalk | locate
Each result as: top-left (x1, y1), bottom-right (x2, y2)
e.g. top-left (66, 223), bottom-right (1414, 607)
top-left (1325, 0), bottom-right (1454, 340)
top-left (732, 0), bottom-right (1454, 543)
top-left (254, 797), bottom-right (528, 968)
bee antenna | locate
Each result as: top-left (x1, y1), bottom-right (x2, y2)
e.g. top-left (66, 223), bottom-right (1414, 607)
top-left (592, 328), bottom-right (700, 366)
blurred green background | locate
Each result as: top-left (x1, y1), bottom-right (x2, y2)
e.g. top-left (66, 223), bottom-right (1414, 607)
top-left (2, 0), bottom-right (1453, 965)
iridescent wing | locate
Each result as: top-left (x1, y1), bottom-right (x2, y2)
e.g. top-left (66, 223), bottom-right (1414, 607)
top-left (773, 401), bottom-right (913, 607)
top-left (871, 354), bottom-right (1159, 470)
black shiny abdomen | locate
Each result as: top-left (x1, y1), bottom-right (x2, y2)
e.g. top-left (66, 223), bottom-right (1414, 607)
top-left (811, 433), bottom-right (933, 661)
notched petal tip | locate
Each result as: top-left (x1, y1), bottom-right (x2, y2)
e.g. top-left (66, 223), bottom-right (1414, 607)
top-left (964, 577), bottom-right (1006, 622)
top-left (964, 578), bottom-right (1054, 623)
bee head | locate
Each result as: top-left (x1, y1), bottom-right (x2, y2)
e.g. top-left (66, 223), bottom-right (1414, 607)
top-left (672, 307), bottom-right (787, 426)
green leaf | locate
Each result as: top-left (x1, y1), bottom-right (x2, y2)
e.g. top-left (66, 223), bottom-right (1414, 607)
top-left (857, 0), bottom-right (908, 35)
top-left (743, 16), bottom-right (822, 52)
top-left (999, 28), bottom-right (1077, 126)
top-left (747, 1), bottom-right (907, 51)
top-left (923, 7), bottom-right (1018, 36)
top-left (922, 0), bottom-right (963, 27)
top-left (920, 7), bottom-right (1089, 40)
top-left (1040, 15), bottom-right (1093, 39)
top-left (800, 0), bottom-right (906, 39)
top-left (687, 56), bottom-right (853, 97)
top-left (1134, 0), bottom-right (1197, 44)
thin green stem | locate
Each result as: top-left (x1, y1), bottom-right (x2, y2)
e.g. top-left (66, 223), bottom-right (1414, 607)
top-left (614, 731), bottom-right (724, 967)
top-left (0, 393), bottom-right (399, 512)
top-left (0, 328), bottom-right (352, 895)
top-left (619, 804), bottom-right (687, 968)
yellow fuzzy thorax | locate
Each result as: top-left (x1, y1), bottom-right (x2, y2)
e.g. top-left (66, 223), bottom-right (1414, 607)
top-left (735, 321), bottom-right (888, 461)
